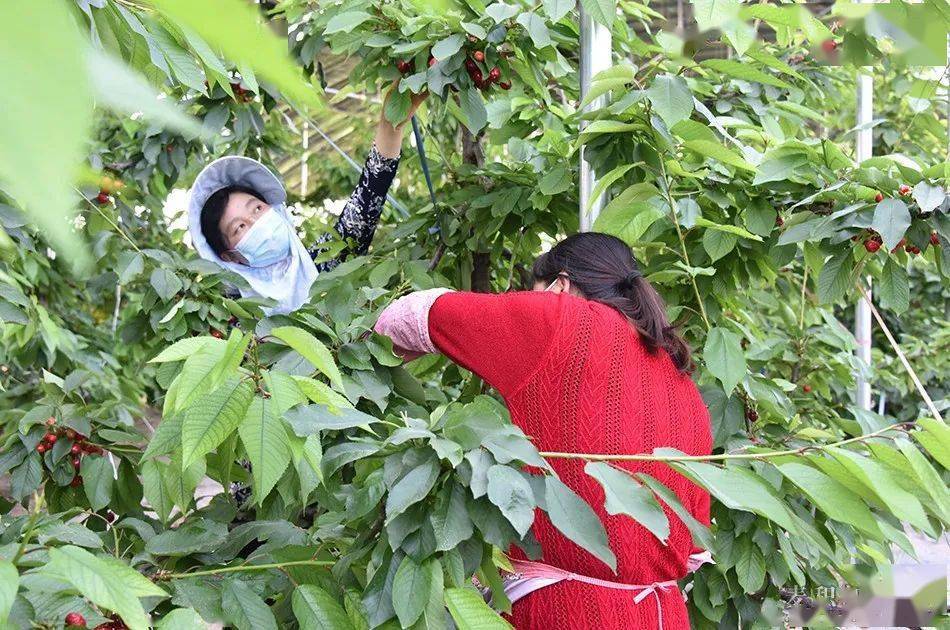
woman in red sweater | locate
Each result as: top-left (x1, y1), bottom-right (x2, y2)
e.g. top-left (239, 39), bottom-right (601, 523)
top-left (375, 232), bottom-right (712, 629)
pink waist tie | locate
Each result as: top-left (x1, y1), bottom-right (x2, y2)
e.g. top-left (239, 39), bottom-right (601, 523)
top-left (499, 559), bottom-right (680, 630)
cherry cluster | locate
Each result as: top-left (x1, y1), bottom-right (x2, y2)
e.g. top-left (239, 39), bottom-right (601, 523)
top-left (36, 417), bottom-right (106, 488)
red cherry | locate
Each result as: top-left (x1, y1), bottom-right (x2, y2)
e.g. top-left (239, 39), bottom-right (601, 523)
top-left (65, 612), bottom-right (87, 628)
top-left (46, 417), bottom-right (56, 426)
top-left (874, 192), bottom-right (884, 203)
top-left (774, 215), bottom-right (785, 227)
top-left (70, 475), bottom-right (83, 487)
top-left (396, 60), bottom-right (411, 74)
top-left (95, 192), bottom-right (109, 205)
top-left (464, 58), bottom-right (477, 71)
top-left (467, 34), bottom-right (478, 43)
top-left (745, 409), bottom-right (758, 422)
top-left (898, 184), bottom-right (911, 195)
top-left (864, 239), bottom-right (881, 253)
top-left (802, 384), bottom-right (812, 393)
top-left (909, 245), bottom-right (921, 255)
top-left (71, 443), bottom-right (82, 454)
top-left (821, 40), bottom-right (837, 53)
top-left (44, 433), bottom-right (57, 445)
top-left (473, 50), bottom-right (485, 62)
top-left (499, 81), bottom-right (512, 90)
top-left (36, 443), bottom-right (47, 454)
top-left (488, 67), bottom-right (501, 82)
top-left (428, 56), bottom-right (436, 67)
top-left (931, 231), bottom-right (940, 246)
top-left (65, 429), bottom-right (77, 440)
top-left (72, 456), bottom-right (82, 469)
top-left (210, 329), bottom-right (223, 339)
top-left (471, 69), bottom-right (483, 84)
top-left (105, 511), bottom-right (115, 523)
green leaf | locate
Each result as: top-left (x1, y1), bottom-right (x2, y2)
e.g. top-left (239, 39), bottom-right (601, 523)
top-left (155, 608), bottom-right (205, 630)
top-left (878, 257), bottom-right (909, 314)
top-left (221, 579), bottom-right (277, 630)
top-left (702, 229), bottom-right (738, 262)
top-left (384, 89), bottom-right (411, 126)
top-left (584, 462), bottom-right (669, 543)
top-left (432, 34), bottom-right (464, 60)
top-left (871, 199), bottom-right (912, 252)
top-left (594, 202), bottom-right (666, 246)
top-left (544, 476), bottom-right (616, 572)
top-left (669, 461), bottom-right (799, 533)
top-left (44, 546), bottom-right (167, 630)
top-left (585, 164), bottom-right (636, 213)
top-left (538, 164), bottom-right (572, 195)
top-left (87, 48), bottom-right (205, 139)
top-left (0, 561), bottom-right (17, 626)
top-left (142, 459), bottom-right (174, 525)
top-left (429, 483), bottom-right (474, 551)
top-left (80, 456), bottom-right (114, 511)
top-left (392, 557), bottom-right (434, 627)
top-left (325, 11), bottom-right (373, 34)
top-left (913, 417), bottom-right (950, 470)
top-left (579, 0), bottom-right (616, 27)
top-left (816, 248), bottom-right (852, 304)
top-left (735, 537), bottom-right (766, 593)
top-left (444, 588), bottom-right (512, 630)
top-left (116, 251), bottom-right (145, 284)
top-left (683, 140), bottom-right (754, 171)
top-left (647, 74), bottom-right (693, 128)
top-left (283, 404), bottom-right (378, 435)
top-left (912, 181), bottom-right (944, 213)
top-left (543, 0), bottom-right (573, 21)
top-left (692, 216), bottom-right (761, 240)
top-left (637, 473), bottom-right (713, 550)
top-left (515, 13), bottom-right (552, 49)
top-left (459, 87), bottom-right (487, 133)
top-left (271, 326), bottom-right (345, 392)
top-left (703, 327), bottom-right (746, 394)
top-left (181, 377), bottom-right (254, 468)
top-left (692, 0), bottom-right (740, 31)
top-left (486, 465), bottom-right (535, 537)
top-left (700, 58), bottom-right (791, 89)
top-left (150, 268), bottom-right (183, 301)
top-left (386, 457), bottom-right (440, 522)
top-left (0, 0), bottom-right (92, 272)
top-left (895, 439), bottom-right (950, 521)
top-left (775, 462), bottom-right (881, 538)
top-left (292, 584), bottom-right (352, 630)
top-left (146, 519), bottom-right (228, 557)
top-left (825, 447), bottom-right (932, 532)
top-left (238, 396), bottom-right (291, 503)
top-left (150, 0), bottom-right (324, 112)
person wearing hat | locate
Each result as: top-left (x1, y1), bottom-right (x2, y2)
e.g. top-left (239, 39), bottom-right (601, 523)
top-left (187, 89), bottom-right (426, 314)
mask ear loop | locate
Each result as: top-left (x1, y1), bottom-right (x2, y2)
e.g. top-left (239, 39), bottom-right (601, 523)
top-left (545, 273), bottom-right (568, 292)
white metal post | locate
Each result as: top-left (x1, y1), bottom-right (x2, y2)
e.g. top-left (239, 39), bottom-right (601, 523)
top-left (578, 5), bottom-right (612, 231)
top-left (854, 69), bottom-right (873, 410)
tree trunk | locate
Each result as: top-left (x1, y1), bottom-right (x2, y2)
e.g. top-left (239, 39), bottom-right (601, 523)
top-left (460, 127), bottom-right (491, 292)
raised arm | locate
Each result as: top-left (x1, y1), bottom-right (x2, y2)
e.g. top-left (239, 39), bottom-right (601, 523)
top-left (312, 88), bottom-right (426, 272)
top-left (375, 290), bottom-right (565, 398)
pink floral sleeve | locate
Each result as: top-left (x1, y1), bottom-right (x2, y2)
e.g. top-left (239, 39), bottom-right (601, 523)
top-left (374, 288), bottom-right (454, 361)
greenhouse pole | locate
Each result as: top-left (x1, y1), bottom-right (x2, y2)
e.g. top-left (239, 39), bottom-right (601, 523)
top-left (854, 69), bottom-right (874, 411)
top-left (578, 5), bottom-right (612, 231)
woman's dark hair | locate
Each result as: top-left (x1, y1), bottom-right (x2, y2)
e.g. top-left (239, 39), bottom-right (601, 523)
top-left (200, 185), bottom-right (265, 255)
top-left (532, 232), bottom-right (693, 372)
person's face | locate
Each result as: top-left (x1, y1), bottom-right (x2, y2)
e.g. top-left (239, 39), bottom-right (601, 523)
top-left (218, 192), bottom-right (271, 263)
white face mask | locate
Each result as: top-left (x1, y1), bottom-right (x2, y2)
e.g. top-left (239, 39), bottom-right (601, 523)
top-left (233, 206), bottom-right (293, 267)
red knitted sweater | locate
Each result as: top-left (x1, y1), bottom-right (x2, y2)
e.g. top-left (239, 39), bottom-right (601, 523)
top-left (428, 291), bottom-right (712, 630)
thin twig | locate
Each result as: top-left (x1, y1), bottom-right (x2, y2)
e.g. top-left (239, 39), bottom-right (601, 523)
top-left (74, 188), bottom-right (143, 254)
top-left (12, 492), bottom-right (44, 565)
top-left (538, 421), bottom-right (907, 462)
top-left (160, 559), bottom-right (334, 580)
